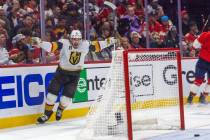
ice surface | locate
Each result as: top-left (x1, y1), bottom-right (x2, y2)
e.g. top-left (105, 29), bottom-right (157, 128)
top-left (1, 104), bottom-right (210, 140)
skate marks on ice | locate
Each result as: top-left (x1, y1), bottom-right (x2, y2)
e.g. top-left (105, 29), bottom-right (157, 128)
top-left (185, 104), bottom-right (210, 129)
top-left (1, 105), bottom-right (210, 140)
top-left (145, 129), bottom-right (210, 140)
top-left (136, 104), bottom-right (210, 140)
top-left (0, 118), bottom-right (85, 140)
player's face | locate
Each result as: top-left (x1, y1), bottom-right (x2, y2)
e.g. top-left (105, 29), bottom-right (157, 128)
top-left (70, 38), bottom-right (81, 49)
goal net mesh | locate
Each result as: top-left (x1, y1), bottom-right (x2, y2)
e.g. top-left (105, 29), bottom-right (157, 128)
top-left (78, 50), bottom-right (184, 140)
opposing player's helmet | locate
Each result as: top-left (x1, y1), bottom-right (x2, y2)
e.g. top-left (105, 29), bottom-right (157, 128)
top-left (70, 30), bottom-right (82, 39)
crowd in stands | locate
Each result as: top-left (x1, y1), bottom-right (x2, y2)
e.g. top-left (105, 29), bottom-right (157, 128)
top-left (0, 0), bottom-right (210, 65)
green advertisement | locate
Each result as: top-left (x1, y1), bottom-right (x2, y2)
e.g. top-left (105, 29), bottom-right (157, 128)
top-left (73, 69), bottom-right (88, 103)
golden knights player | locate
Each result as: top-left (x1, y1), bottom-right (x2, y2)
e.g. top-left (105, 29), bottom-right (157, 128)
top-left (36, 30), bottom-right (95, 124)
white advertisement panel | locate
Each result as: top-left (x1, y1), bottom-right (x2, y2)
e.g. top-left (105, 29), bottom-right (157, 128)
top-left (0, 58), bottom-right (199, 119)
top-left (0, 66), bottom-right (56, 118)
top-left (85, 58), bottom-right (199, 101)
top-left (85, 64), bottom-right (110, 101)
top-left (129, 61), bottom-right (179, 100)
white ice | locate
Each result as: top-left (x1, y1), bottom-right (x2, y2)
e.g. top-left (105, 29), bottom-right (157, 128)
top-left (1, 104), bottom-right (210, 140)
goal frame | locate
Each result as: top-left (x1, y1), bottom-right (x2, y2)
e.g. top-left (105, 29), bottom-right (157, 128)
top-left (123, 48), bottom-right (185, 140)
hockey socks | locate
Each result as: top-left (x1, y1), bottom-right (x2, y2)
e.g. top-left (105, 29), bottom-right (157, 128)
top-left (187, 92), bottom-right (196, 104)
top-left (56, 104), bottom-right (65, 121)
top-left (199, 92), bottom-right (208, 104)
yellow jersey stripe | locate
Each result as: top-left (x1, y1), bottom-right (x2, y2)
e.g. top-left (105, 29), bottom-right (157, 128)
top-left (51, 42), bottom-right (59, 53)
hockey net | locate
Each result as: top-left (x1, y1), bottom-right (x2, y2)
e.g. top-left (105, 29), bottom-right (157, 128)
top-left (78, 49), bottom-right (185, 140)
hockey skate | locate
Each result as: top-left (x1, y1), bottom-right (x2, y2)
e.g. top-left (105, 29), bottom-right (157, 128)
top-left (37, 110), bottom-right (53, 124)
top-left (187, 92), bottom-right (196, 104)
top-left (56, 107), bottom-right (64, 121)
top-left (199, 92), bottom-right (208, 104)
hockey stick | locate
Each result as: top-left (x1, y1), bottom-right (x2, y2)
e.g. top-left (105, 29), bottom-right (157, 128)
top-left (201, 14), bottom-right (210, 32)
top-left (104, 1), bottom-right (117, 10)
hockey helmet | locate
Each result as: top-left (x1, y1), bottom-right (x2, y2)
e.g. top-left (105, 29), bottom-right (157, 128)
top-left (70, 30), bottom-right (82, 39)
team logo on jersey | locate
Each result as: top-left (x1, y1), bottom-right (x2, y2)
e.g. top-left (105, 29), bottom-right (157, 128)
top-left (69, 51), bottom-right (81, 65)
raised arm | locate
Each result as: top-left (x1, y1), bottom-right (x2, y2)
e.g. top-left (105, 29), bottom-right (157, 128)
top-left (39, 41), bottom-right (63, 53)
top-left (31, 37), bottom-right (63, 53)
top-left (89, 37), bottom-right (116, 52)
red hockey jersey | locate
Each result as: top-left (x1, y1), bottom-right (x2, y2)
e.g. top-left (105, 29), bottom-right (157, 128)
top-left (193, 32), bottom-right (210, 62)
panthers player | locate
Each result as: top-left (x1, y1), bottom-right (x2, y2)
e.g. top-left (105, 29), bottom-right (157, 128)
top-left (187, 32), bottom-right (210, 104)
top-left (36, 30), bottom-right (93, 124)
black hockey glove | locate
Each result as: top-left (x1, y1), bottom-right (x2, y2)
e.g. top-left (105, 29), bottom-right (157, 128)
top-left (89, 45), bottom-right (96, 52)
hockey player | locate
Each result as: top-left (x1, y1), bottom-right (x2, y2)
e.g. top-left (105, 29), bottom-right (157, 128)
top-left (187, 31), bottom-right (210, 104)
top-left (35, 30), bottom-right (96, 124)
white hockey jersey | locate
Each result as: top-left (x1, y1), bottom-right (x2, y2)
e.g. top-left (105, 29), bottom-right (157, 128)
top-left (40, 39), bottom-right (89, 71)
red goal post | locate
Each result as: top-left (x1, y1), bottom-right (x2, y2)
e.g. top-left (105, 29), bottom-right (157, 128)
top-left (123, 48), bottom-right (185, 140)
top-left (78, 48), bottom-right (185, 140)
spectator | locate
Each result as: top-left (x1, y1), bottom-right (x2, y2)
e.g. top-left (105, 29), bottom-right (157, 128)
top-left (98, 21), bottom-right (112, 40)
top-left (130, 31), bottom-right (144, 49)
top-left (97, 21), bottom-right (114, 60)
top-left (45, 0), bottom-right (54, 18)
top-left (181, 10), bottom-right (190, 35)
top-left (45, 17), bottom-right (55, 29)
top-left (24, 0), bottom-right (38, 15)
top-left (0, 23), bottom-right (12, 50)
top-left (45, 28), bottom-right (53, 42)
top-left (10, 34), bottom-right (33, 64)
top-left (67, 2), bottom-right (82, 27)
top-left (86, 0), bottom-right (100, 17)
top-left (2, 1), bottom-right (12, 15)
top-left (183, 21), bottom-right (199, 57)
top-left (118, 36), bottom-right (132, 50)
top-left (163, 25), bottom-right (179, 48)
top-left (160, 15), bottom-right (173, 37)
top-left (7, 5), bottom-right (21, 37)
top-left (52, 16), bottom-right (68, 40)
top-left (158, 0), bottom-right (177, 22)
top-left (147, 0), bottom-right (164, 19)
top-left (0, 20), bottom-right (8, 38)
top-left (141, 12), bottom-right (163, 38)
top-left (61, 2), bottom-right (69, 16)
top-left (52, 6), bottom-right (61, 25)
top-left (14, 14), bottom-right (34, 36)
top-left (123, 5), bottom-right (141, 33)
top-left (0, 33), bottom-right (10, 65)
top-left (11, 0), bottom-right (20, 11)
top-left (20, 28), bottom-right (34, 51)
top-left (150, 32), bottom-right (164, 48)
top-left (0, 6), bottom-right (11, 36)
top-left (116, 3), bottom-right (127, 18)
top-left (117, 18), bottom-right (130, 37)
top-left (97, 4), bottom-right (112, 22)
top-left (185, 21), bottom-right (199, 42)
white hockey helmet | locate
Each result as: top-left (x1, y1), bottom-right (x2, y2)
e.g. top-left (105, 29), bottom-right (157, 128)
top-left (70, 30), bottom-right (82, 39)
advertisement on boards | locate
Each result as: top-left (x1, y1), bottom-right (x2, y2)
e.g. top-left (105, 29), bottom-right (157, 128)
top-left (0, 59), bottom-right (200, 121)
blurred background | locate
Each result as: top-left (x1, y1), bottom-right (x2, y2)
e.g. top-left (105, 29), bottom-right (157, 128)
top-left (0, 0), bottom-right (210, 65)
